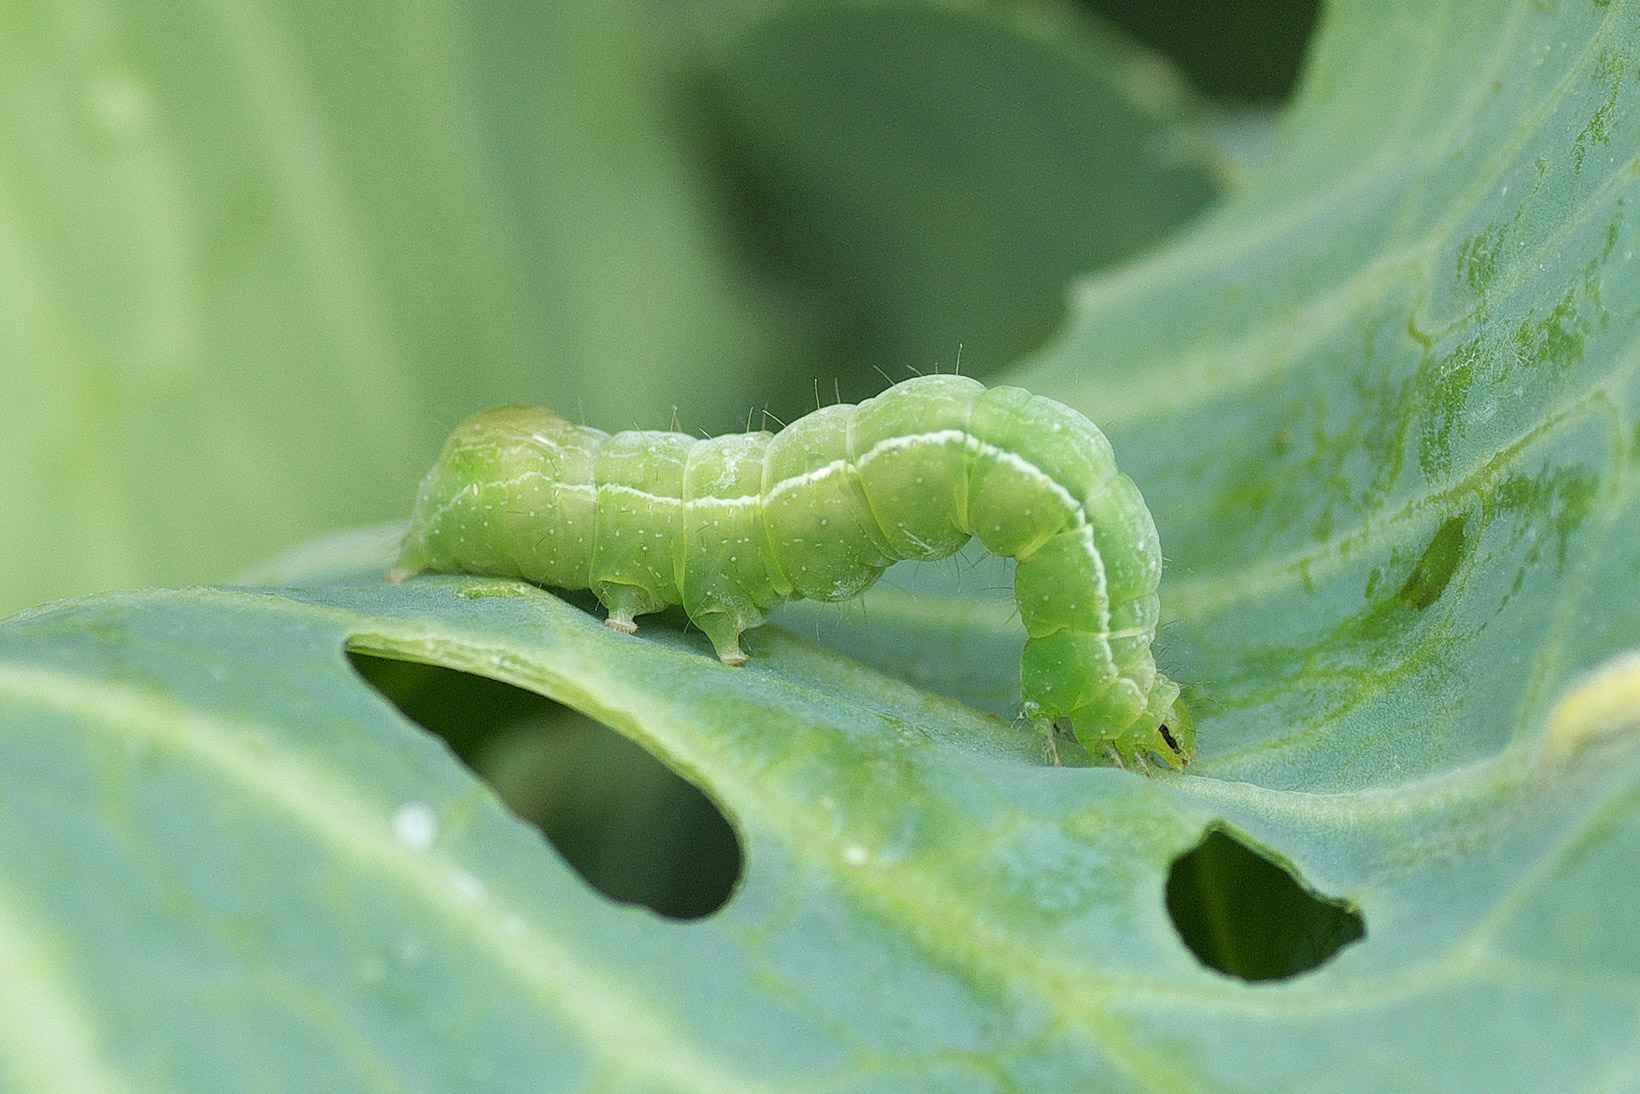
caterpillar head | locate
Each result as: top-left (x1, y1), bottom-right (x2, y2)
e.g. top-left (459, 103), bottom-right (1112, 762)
top-left (1056, 672), bottom-right (1194, 771)
top-left (1132, 671), bottom-right (1194, 770)
top-left (1151, 694), bottom-right (1195, 770)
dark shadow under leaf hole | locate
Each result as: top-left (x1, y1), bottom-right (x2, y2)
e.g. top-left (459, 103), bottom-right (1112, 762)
top-left (1166, 827), bottom-right (1364, 981)
top-left (348, 651), bottom-right (742, 920)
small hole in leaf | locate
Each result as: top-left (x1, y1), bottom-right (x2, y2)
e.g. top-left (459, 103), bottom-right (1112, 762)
top-left (348, 652), bottom-right (742, 920)
top-left (1166, 827), bottom-right (1364, 981)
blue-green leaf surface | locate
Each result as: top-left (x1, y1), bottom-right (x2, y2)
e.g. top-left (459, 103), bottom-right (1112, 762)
top-left (4, 1), bottom-right (1640, 1091)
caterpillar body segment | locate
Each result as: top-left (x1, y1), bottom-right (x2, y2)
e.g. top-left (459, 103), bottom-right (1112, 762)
top-left (390, 376), bottom-right (1191, 768)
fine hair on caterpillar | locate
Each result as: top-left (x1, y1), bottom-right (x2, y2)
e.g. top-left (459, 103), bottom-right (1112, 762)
top-left (390, 375), bottom-right (1191, 769)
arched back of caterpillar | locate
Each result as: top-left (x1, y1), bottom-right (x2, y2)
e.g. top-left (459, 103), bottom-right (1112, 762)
top-left (390, 375), bottom-right (1191, 768)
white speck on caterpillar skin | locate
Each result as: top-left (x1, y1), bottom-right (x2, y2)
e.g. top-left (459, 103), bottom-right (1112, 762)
top-left (391, 376), bottom-right (1191, 769)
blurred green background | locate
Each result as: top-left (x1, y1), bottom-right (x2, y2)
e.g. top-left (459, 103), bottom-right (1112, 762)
top-left (0, 0), bottom-right (1315, 619)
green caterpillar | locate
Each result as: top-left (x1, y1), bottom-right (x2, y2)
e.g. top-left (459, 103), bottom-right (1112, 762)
top-left (389, 375), bottom-right (1191, 768)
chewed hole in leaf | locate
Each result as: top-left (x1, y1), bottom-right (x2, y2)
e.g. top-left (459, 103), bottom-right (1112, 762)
top-left (347, 652), bottom-right (742, 920)
top-left (1166, 827), bottom-right (1364, 981)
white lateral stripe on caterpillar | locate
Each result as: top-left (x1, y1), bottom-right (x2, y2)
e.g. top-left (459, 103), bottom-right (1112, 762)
top-left (472, 429), bottom-right (1117, 650)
